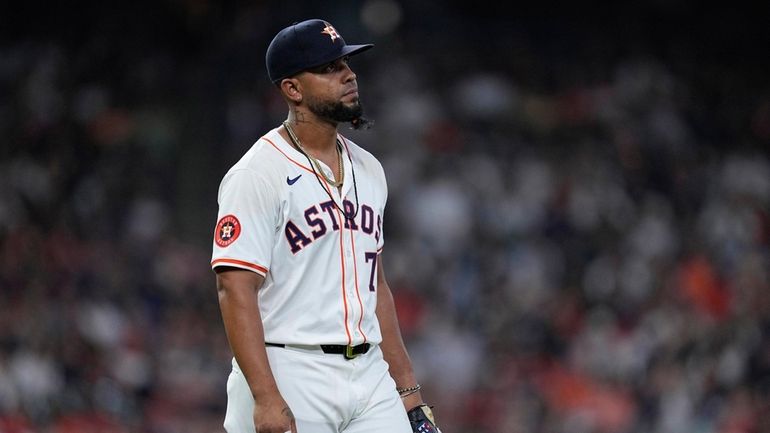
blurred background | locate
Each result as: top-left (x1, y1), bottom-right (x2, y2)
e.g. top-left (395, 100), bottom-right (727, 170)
top-left (1, 1), bottom-right (769, 432)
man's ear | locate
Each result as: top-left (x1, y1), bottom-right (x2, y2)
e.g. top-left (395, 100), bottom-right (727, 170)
top-left (280, 78), bottom-right (303, 103)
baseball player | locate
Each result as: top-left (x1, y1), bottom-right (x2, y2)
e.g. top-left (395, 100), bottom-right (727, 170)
top-left (211, 19), bottom-right (441, 433)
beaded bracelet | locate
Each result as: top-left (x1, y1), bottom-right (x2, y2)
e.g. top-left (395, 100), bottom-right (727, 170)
top-left (399, 388), bottom-right (421, 398)
top-left (397, 384), bottom-right (421, 397)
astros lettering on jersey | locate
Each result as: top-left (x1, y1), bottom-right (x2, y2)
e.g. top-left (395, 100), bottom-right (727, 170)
top-left (211, 127), bottom-right (386, 347)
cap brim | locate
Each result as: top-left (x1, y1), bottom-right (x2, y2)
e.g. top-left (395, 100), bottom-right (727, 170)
top-left (340, 43), bottom-right (374, 58)
top-left (307, 43), bottom-right (374, 70)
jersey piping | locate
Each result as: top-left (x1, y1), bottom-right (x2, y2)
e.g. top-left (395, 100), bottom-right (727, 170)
top-left (348, 222), bottom-right (367, 344)
top-left (338, 134), bottom-right (368, 343)
top-left (211, 258), bottom-right (268, 276)
top-left (262, 136), bottom-right (314, 174)
top-left (266, 135), bottom-right (358, 346)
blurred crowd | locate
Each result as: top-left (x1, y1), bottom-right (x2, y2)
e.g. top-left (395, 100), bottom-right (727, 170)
top-left (1, 1), bottom-right (769, 432)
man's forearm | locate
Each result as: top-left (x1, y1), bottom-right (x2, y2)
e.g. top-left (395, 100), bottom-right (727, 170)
top-left (377, 283), bottom-right (417, 384)
top-left (216, 270), bottom-right (280, 400)
top-left (375, 276), bottom-right (423, 409)
top-left (216, 269), bottom-right (297, 432)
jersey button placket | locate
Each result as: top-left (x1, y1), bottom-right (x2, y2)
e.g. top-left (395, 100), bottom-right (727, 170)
top-left (342, 244), bottom-right (358, 340)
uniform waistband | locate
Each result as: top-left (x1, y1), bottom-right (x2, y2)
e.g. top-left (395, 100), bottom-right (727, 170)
top-left (265, 342), bottom-right (371, 359)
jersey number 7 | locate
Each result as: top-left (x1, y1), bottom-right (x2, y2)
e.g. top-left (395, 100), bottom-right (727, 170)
top-left (364, 252), bottom-right (377, 292)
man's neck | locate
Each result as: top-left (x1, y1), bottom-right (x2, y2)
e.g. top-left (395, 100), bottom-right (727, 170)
top-left (284, 112), bottom-right (338, 154)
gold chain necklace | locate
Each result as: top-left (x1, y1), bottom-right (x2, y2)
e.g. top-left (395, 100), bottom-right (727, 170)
top-left (283, 121), bottom-right (344, 188)
top-left (281, 120), bottom-right (361, 221)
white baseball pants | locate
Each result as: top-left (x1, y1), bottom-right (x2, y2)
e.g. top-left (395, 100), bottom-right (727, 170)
top-left (223, 344), bottom-right (412, 433)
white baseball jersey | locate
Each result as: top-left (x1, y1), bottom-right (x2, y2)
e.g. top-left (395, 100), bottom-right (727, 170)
top-left (211, 127), bottom-right (387, 347)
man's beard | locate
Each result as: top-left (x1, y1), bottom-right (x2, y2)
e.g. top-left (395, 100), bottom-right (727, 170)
top-left (307, 96), bottom-right (363, 122)
top-left (307, 96), bottom-right (373, 130)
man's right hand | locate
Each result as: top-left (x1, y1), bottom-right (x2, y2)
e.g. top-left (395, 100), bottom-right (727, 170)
top-left (253, 394), bottom-right (297, 433)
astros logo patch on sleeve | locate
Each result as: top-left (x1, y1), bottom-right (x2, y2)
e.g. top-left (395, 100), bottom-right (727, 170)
top-left (215, 215), bottom-right (241, 247)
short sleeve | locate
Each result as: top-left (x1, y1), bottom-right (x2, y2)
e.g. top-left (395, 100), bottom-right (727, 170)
top-left (211, 168), bottom-right (280, 276)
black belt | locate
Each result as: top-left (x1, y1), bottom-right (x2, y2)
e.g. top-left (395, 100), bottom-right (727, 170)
top-left (266, 342), bottom-right (371, 359)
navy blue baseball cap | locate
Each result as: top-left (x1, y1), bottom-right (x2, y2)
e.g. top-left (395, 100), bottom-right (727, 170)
top-left (266, 19), bottom-right (374, 83)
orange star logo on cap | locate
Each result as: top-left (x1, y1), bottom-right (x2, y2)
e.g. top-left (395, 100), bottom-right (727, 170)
top-left (321, 23), bottom-right (340, 42)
